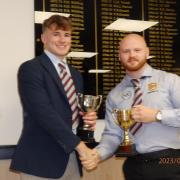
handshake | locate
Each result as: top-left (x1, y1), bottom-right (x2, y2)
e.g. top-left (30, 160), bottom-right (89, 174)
top-left (76, 141), bottom-right (101, 170)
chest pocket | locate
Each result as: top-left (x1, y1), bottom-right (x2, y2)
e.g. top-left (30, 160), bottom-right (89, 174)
top-left (143, 81), bottom-right (171, 108)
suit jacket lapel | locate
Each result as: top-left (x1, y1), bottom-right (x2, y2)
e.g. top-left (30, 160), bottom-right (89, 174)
top-left (38, 53), bottom-right (68, 99)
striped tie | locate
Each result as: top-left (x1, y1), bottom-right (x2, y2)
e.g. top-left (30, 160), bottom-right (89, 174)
top-left (130, 79), bottom-right (143, 135)
top-left (58, 63), bottom-right (79, 129)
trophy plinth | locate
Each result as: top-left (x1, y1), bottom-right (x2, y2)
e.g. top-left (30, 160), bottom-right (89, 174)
top-left (116, 144), bottom-right (137, 157)
top-left (77, 129), bottom-right (94, 143)
top-left (77, 93), bottom-right (102, 147)
top-left (112, 109), bottom-right (137, 157)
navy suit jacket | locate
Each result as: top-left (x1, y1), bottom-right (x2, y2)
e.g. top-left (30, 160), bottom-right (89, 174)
top-left (10, 53), bottom-right (83, 178)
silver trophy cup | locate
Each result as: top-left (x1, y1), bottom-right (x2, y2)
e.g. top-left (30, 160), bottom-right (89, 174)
top-left (77, 93), bottom-right (102, 144)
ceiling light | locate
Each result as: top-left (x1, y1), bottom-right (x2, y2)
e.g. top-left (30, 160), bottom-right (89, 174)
top-left (35, 11), bottom-right (70, 24)
top-left (104, 18), bottom-right (158, 32)
top-left (67, 52), bottom-right (97, 58)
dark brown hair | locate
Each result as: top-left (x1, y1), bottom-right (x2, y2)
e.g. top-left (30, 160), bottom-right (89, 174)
top-left (42, 15), bottom-right (72, 33)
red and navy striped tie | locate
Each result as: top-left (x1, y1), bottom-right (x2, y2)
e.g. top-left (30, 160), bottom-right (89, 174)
top-left (130, 78), bottom-right (143, 135)
top-left (59, 63), bottom-right (79, 129)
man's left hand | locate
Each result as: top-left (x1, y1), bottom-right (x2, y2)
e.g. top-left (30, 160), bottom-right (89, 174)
top-left (131, 105), bottom-right (159, 123)
top-left (80, 111), bottom-right (97, 130)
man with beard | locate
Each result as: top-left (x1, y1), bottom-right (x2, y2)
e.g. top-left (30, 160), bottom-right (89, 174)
top-left (80, 34), bottom-right (180, 180)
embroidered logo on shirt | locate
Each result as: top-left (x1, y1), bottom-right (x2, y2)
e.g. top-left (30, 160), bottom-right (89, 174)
top-left (121, 90), bottom-right (132, 100)
top-left (148, 82), bottom-right (158, 93)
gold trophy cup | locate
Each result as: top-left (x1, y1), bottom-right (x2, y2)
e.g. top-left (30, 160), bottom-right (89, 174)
top-left (77, 93), bottom-right (102, 146)
top-left (112, 109), bottom-right (137, 156)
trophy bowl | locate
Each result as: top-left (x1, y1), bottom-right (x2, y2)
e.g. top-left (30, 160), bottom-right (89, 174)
top-left (112, 109), bottom-right (137, 156)
top-left (77, 93), bottom-right (102, 146)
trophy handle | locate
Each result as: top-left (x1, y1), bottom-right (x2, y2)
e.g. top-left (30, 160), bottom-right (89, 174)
top-left (76, 93), bottom-right (83, 111)
top-left (111, 109), bottom-right (119, 125)
top-left (94, 95), bottom-right (103, 111)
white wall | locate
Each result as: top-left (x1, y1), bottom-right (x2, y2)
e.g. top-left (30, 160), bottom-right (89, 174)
top-left (0, 0), bottom-right (34, 145)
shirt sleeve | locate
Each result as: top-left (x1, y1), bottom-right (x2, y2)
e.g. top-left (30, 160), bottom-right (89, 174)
top-left (96, 93), bottom-right (123, 160)
top-left (161, 73), bottom-right (180, 127)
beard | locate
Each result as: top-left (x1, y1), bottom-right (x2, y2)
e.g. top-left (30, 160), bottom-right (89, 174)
top-left (121, 57), bottom-right (147, 72)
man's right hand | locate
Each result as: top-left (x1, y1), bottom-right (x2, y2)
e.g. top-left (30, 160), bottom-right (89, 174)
top-left (79, 148), bottom-right (100, 170)
top-left (75, 142), bottom-right (100, 170)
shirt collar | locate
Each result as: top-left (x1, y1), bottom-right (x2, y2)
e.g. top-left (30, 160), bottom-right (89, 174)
top-left (141, 64), bottom-right (153, 77)
top-left (44, 49), bottom-right (67, 67)
top-left (125, 64), bottom-right (153, 83)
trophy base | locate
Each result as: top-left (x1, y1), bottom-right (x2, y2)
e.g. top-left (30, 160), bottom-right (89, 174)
top-left (77, 129), bottom-right (98, 148)
top-left (115, 144), bottom-right (138, 157)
